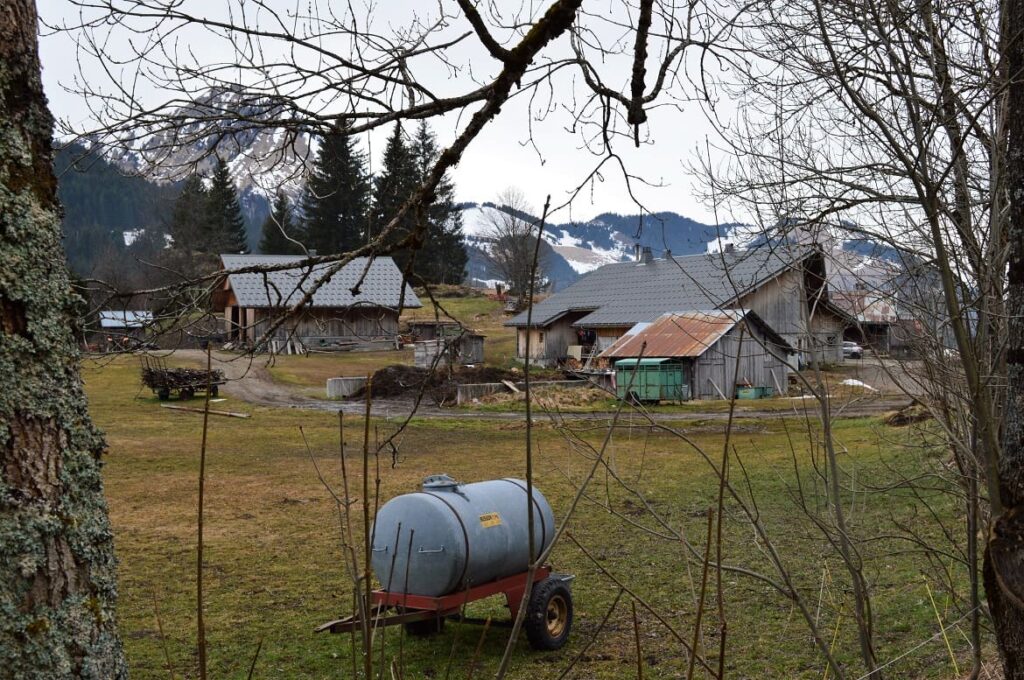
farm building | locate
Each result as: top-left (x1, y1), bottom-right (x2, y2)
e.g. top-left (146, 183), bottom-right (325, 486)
top-left (98, 310), bottom-right (153, 336)
top-left (414, 332), bottom-right (486, 368)
top-left (94, 310), bottom-right (155, 351)
top-left (213, 254), bottom-right (421, 351)
top-left (506, 245), bottom-right (850, 367)
top-left (600, 311), bottom-right (794, 400)
top-left (831, 289), bottom-right (896, 352)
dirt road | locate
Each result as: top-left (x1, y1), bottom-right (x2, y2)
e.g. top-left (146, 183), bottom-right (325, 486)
top-left (170, 351), bottom-right (912, 422)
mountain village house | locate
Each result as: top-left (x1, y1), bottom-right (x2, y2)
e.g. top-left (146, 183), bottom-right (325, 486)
top-left (213, 254), bottom-right (420, 351)
top-left (506, 245), bottom-right (851, 367)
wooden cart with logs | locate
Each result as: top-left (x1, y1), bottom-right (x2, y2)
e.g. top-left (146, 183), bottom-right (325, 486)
top-left (140, 355), bottom-right (226, 401)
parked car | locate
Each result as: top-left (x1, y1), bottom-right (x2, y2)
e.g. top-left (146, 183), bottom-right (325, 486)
top-left (842, 340), bottom-right (864, 360)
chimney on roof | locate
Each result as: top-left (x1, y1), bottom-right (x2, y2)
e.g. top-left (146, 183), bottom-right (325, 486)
top-left (639, 246), bottom-right (654, 265)
top-left (663, 249), bottom-right (672, 259)
top-left (724, 243), bottom-right (735, 254)
top-left (634, 243), bottom-right (642, 261)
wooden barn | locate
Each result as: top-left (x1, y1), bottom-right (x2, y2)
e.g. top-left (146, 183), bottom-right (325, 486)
top-left (506, 245), bottom-right (850, 367)
top-left (600, 311), bottom-right (794, 400)
top-left (213, 254), bottom-right (421, 351)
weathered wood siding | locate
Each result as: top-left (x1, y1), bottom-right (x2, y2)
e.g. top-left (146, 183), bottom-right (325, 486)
top-left (415, 335), bottom-right (485, 367)
top-left (691, 323), bottom-right (791, 400)
top-left (543, 317), bottom-right (581, 361)
top-left (809, 313), bottom-right (844, 364)
top-left (515, 311), bottom-right (608, 365)
top-left (737, 269), bottom-right (806, 338)
top-left (517, 328), bottom-right (549, 361)
top-left (739, 267), bottom-right (846, 364)
top-left (593, 327), bottom-right (630, 350)
top-left (234, 307), bottom-right (399, 344)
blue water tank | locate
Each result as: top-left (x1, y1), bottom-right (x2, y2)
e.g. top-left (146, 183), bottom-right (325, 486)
top-left (370, 475), bottom-right (556, 596)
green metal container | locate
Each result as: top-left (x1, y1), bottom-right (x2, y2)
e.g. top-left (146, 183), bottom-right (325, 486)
top-left (614, 358), bottom-right (690, 403)
top-left (735, 386), bottom-right (773, 400)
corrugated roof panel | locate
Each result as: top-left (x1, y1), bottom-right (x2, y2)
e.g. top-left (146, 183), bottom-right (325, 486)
top-left (99, 310), bottom-right (153, 328)
top-left (600, 310), bottom-right (744, 359)
top-left (221, 254), bottom-right (422, 309)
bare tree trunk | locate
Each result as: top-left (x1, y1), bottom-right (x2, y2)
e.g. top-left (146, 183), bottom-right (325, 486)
top-left (987, 0), bottom-right (1024, 675)
top-left (0, 1), bottom-right (127, 677)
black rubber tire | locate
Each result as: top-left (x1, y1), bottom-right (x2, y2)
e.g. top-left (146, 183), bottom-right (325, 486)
top-left (180, 388), bottom-right (194, 400)
top-left (404, 616), bottom-right (445, 637)
top-left (525, 578), bottom-right (573, 651)
top-left (210, 385), bottom-right (219, 397)
top-left (157, 389), bottom-right (170, 401)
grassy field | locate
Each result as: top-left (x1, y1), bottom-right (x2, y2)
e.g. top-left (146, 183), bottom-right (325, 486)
top-left (85, 355), bottom-right (981, 679)
top-left (403, 290), bottom-right (518, 365)
top-left (263, 293), bottom-right (516, 392)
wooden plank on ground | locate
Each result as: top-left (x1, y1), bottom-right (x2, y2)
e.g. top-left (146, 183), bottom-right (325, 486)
top-left (160, 404), bottom-right (250, 418)
top-left (501, 380), bottom-right (520, 393)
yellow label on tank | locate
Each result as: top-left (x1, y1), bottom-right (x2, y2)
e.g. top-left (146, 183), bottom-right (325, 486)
top-left (479, 512), bottom-right (502, 528)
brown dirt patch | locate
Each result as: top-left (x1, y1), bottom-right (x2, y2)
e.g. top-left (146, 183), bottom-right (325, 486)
top-left (350, 365), bottom-right (559, 406)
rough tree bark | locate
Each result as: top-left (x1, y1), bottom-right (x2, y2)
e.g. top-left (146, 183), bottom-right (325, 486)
top-left (986, 0), bottom-right (1024, 675)
top-left (0, 1), bottom-right (128, 677)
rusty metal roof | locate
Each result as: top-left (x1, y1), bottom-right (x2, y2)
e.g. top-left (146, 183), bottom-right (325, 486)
top-left (599, 310), bottom-right (794, 359)
top-left (599, 311), bottom-right (744, 359)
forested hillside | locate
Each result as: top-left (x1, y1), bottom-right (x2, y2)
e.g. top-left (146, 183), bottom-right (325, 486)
top-left (56, 142), bottom-right (178, 276)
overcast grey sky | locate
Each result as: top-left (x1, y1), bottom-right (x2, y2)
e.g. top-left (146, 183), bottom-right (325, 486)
top-left (37, 1), bottom-right (722, 224)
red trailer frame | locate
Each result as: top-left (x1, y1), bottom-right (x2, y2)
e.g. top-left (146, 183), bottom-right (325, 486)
top-left (317, 566), bottom-right (552, 634)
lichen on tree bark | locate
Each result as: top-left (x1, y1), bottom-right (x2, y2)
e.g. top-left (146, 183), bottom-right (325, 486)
top-left (0, 1), bottom-right (128, 677)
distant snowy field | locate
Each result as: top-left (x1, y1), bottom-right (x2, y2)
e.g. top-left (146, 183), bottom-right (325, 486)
top-left (460, 205), bottom-right (630, 275)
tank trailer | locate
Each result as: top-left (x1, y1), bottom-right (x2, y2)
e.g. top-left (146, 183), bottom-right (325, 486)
top-left (317, 474), bottom-right (574, 651)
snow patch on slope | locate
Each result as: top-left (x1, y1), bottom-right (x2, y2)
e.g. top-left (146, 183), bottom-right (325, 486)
top-left (706, 223), bottom-right (764, 253)
top-left (460, 205), bottom-right (632, 274)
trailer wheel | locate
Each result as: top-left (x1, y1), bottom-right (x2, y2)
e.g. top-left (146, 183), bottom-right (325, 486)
top-left (180, 388), bottom-right (194, 400)
top-left (525, 578), bottom-right (573, 651)
top-left (157, 388), bottom-right (170, 401)
top-left (210, 385), bottom-right (219, 397)
top-left (403, 615), bottom-right (445, 637)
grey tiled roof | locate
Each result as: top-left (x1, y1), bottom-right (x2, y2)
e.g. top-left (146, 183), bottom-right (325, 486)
top-left (507, 245), bottom-right (813, 327)
top-left (221, 254), bottom-right (421, 309)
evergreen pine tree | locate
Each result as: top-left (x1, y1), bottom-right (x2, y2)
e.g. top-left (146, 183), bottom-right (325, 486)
top-left (168, 173), bottom-right (208, 250)
top-left (410, 121), bottom-right (467, 284)
top-left (301, 124), bottom-right (370, 254)
top-left (370, 124), bottom-right (419, 271)
top-left (165, 173), bottom-right (215, 278)
top-left (207, 156), bottom-right (249, 253)
top-left (259, 191), bottom-right (302, 254)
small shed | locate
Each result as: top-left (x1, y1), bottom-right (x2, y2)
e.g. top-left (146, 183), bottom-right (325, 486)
top-left (407, 320), bottom-right (464, 341)
top-left (99, 310), bottom-right (153, 334)
top-left (414, 332), bottom-right (486, 368)
top-left (614, 358), bottom-right (689, 402)
top-left (601, 310), bottom-right (794, 400)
